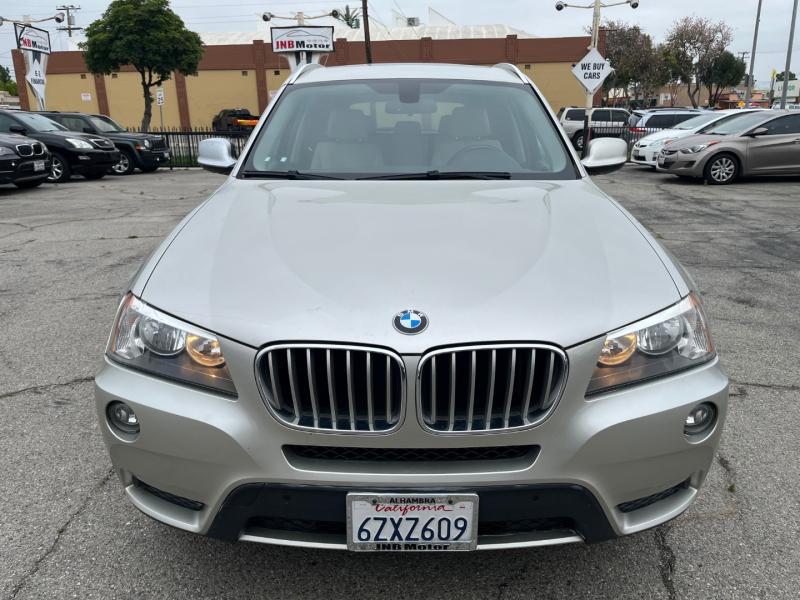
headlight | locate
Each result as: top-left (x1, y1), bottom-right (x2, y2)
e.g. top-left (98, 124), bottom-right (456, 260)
top-left (679, 142), bottom-right (717, 155)
top-left (66, 138), bottom-right (94, 150)
top-left (40, 143), bottom-right (49, 154)
top-left (143, 139), bottom-right (152, 149)
top-left (656, 138), bottom-right (674, 147)
top-left (0, 146), bottom-right (17, 156)
top-left (107, 294), bottom-right (236, 396)
top-left (587, 293), bottom-right (715, 396)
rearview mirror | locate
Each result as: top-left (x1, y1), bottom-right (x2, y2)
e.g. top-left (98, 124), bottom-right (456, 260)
top-left (581, 137), bottom-right (627, 175)
top-left (9, 124), bottom-right (26, 134)
top-left (198, 138), bottom-right (237, 175)
top-left (747, 127), bottom-right (768, 137)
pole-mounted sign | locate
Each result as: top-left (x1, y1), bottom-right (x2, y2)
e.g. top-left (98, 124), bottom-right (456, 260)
top-left (571, 48), bottom-right (614, 95)
top-left (14, 23), bottom-right (51, 110)
top-left (271, 26), bottom-right (335, 72)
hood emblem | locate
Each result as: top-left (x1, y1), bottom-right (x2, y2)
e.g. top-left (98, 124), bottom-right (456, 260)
top-left (393, 309), bottom-right (429, 335)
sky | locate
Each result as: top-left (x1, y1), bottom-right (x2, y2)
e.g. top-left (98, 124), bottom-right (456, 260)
top-left (2, 0), bottom-right (798, 89)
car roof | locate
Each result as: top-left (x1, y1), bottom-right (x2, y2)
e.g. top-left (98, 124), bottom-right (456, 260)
top-left (295, 63), bottom-right (524, 84)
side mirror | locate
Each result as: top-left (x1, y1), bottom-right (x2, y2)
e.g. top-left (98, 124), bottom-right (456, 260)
top-left (747, 127), bottom-right (768, 137)
top-left (9, 124), bottom-right (26, 134)
top-left (198, 138), bottom-right (237, 175)
top-left (581, 137), bottom-right (627, 175)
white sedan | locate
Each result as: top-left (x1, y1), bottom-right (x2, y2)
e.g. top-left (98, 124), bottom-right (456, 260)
top-left (631, 109), bottom-right (764, 167)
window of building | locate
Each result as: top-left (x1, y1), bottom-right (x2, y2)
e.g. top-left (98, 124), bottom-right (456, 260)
top-left (241, 70), bottom-right (248, 76)
top-left (80, 74), bottom-right (86, 79)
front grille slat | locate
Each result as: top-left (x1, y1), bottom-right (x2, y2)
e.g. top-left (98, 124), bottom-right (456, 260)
top-left (257, 345), bottom-right (404, 433)
top-left (419, 344), bottom-right (567, 433)
top-left (15, 144), bottom-right (33, 157)
top-left (285, 444), bottom-right (539, 463)
top-left (306, 349), bottom-right (320, 428)
top-left (485, 349), bottom-right (497, 430)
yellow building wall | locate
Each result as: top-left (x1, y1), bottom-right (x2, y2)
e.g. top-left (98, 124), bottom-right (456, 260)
top-left (522, 62), bottom-right (587, 113)
top-left (266, 68), bottom-right (291, 101)
top-left (42, 73), bottom-right (100, 114)
top-left (103, 72), bottom-right (182, 129)
top-left (184, 70), bottom-right (260, 127)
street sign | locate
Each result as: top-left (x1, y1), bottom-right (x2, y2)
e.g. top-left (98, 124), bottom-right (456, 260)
top-left (572, 48), bottom-right (614, 94)
top-left (156, 88), bottom-right (165, 106)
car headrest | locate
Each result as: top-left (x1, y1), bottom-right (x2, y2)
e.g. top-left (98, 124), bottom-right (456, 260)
top-left (394, 121), bottom-right (422, 136)
top-left (448, 107), bottom-right (492, 139)
top-left (327, 109), bottom-right (372, 141)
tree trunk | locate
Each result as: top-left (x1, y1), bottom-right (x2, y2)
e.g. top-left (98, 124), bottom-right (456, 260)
top-left (687, 82), bottom-right (699, 108)
top-left (141, 81), bottom-right (152, 132)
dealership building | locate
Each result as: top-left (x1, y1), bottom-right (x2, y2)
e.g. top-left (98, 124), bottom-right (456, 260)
top-left (12, 21), bottom-right (602, 129)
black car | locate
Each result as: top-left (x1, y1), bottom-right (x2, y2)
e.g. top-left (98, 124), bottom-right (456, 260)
top-left (39, 112), bottom-right (169, 176)
top-left (0, 133), bottom-right (52, 189)
top-left (212, 108), bottom-right (259, 132)
top-left (0, 110), bottom-right (119, 183)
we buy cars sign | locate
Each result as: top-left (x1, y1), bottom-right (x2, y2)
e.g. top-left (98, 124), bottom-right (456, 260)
top-left (271, 26), bottom-right (334, 53)
top-left (572, 48), bottom-right (613, 94)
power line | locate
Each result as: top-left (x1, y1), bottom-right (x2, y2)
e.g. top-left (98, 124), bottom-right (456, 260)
top-left (56, 5), bottom-right (83, 37)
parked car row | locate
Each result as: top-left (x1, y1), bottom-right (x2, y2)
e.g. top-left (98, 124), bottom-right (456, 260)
top-left (633, 109), bottom-right (800, 184)
top-left (0, 109), bottom-right (168, 188)
top-left (556, 106), bottom-right (703, 150)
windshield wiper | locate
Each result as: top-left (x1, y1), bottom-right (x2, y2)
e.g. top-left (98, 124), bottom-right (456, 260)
top-left (240, 170), bottom-right (345, 180)
top-left (359, 170), bottom-right (512, 181)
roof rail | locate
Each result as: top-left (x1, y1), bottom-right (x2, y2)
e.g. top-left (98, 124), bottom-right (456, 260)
top-left (287, 63), bottom-right (324, 85)
top-left (492, 63), bottom-right (529, 84)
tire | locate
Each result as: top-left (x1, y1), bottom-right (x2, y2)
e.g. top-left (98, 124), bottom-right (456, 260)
top-left (13, 179), bottom-right (44, 189)
top-left (47, 152), bottom-right (71, 183)
top-left (704, 153), bottom-right (739, 185)
top-left (110, 149), bottom-right (136, 175)
top-left (83, 170), bottom-right (107, 180)
top-left (139, 164), bottom-right (159, 173)
top-left (572, 131), bottom-right (585, 151)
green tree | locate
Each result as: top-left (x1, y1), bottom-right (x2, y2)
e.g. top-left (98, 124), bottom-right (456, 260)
top-left (0, 65), bottom-right (17, 96)
top-left (701, 51), bottom-right (746, 107)
top-left (776, 71), bottom-right (796, 82)
top-left (80, 0), bottom-right (203, 131)
top-left (665, 17), bottom-right (733, 108)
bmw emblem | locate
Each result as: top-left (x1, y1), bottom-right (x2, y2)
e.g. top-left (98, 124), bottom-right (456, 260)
top-left (393, 309), bottom-right (429, 335)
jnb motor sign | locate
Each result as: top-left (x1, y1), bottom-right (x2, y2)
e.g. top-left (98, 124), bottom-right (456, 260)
top-left (271, 27), bottom-right (334, 53)
top-left (15, 23), bottom-right (51, 110)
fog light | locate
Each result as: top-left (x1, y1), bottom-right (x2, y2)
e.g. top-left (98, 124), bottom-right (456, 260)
top-left (684, 402), bottom-right (716, 436)
top-left (107, 401), bottom-right (140, 435)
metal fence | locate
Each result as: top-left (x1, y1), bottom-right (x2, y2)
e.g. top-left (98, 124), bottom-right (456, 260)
top-left (128, 127), bottom-right (253, 167)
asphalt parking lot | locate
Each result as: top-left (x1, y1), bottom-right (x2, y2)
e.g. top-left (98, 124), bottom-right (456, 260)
top-left (1, 166), bottom-right (798, 599)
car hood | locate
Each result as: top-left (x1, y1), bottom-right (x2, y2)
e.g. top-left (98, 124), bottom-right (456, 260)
top-left (141, 179), bottom-right (682, 352)
top-left (665, 134), bottom-right (729, 151)
top-left (32, 130), bottom-right (108, 143)
top-left (638, 128), bottom-right (694, 145)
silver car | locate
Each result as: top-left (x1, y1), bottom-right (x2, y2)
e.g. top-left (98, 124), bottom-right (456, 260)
top-left (96, 63), bottom-right (728, 552)
top-left (657, 110), bottom-right (800, 184)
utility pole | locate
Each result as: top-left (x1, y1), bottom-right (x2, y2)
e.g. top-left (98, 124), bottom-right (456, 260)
top-left (361, 0), bottom-right (373, 64)
top-left (781, 0), bottom-right (799, 109)
top-left (745, 0), bottom-right (762, 108)
top-left (56, 5), bottom-right (82, 37)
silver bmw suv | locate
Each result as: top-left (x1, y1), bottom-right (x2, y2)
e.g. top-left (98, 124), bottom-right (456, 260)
top-left (96, 63), bottom-right (728, 552)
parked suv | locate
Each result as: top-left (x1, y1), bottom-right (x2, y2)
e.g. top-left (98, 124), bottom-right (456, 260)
top-left (557, 107), bottom-right (630, 150)
top-left (0, 110), bottom-right (119, 182)
top-left (627, 109), bottom-right (703, 144)
top-left (39, 112), bottom-right (169, 175)
top-left (96, 63), bottom-right (727, 553)
top-left (0, 133), bottom-right (52, 189)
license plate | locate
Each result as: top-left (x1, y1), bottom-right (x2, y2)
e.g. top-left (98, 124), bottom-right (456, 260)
top-left (658, 156), bottom-right (666, 166)
top-left (163, 151), bottom-right (170, 159)
top-left (347, 493), bottom-right (478, 551)
top-left (33, 160), bottom-right (45, 172)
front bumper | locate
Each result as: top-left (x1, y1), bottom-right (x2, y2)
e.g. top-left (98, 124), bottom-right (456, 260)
top-left (656, 151), bottom-right (706, 176)
top-left (135, 148), bottom-right (170, 168)
top-left (631, 146), bottom-right (659, 166)
top-left (64, 148), bottom-right (120, 173)
top-left (95, 336), bottom-right (729, 549)
top-left (0, 156), bottom-right (51, 184)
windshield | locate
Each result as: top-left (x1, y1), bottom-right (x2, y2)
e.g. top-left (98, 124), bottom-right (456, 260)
top-left (88, 115), bottom-right (125, 133)
top-left (15, 113), bottom-right (66, 132)
top-left (242, 79), bottom-right (577, 179)
top-left (699, 112), bottom-right (767, 135)
top-left (674, 113), bottom-right (723, 130)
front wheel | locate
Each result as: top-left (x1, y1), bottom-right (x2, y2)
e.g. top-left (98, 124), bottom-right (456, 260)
top-left (47, 153), bottom-right (71, 183)
top-left (110, 149), bottom-right (136, 175)
top-left (704, 153), bottom-right (739, 185)
top-left (14, 179), bottom-right (44, 189)
top-left (572, 131), bottom-right (585, 151)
